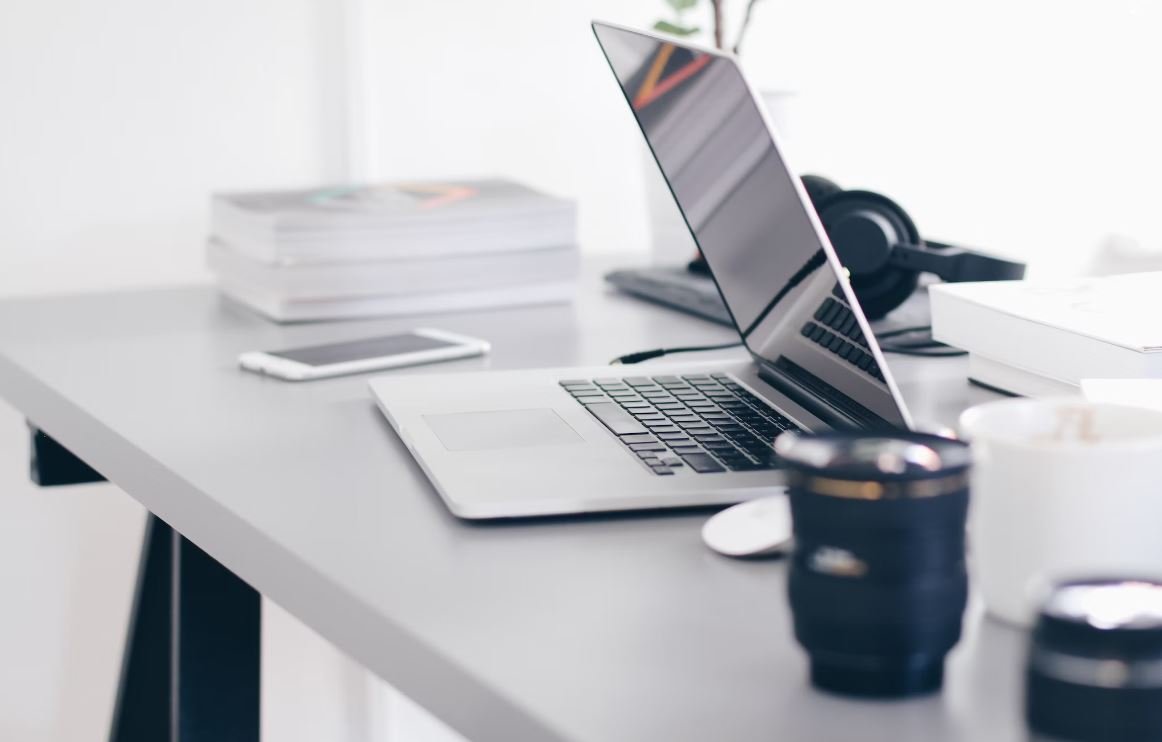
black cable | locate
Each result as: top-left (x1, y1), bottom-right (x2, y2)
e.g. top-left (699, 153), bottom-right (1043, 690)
top-left (879, 346), bottom-right (967, 357)
top-left (610, 324), bottom-right (967, 365)
top-left (610, 341), bottom-right (743, 365)
top-left (874, 324), bottom-right (967, 357)
top-left (875, 325), bottom-right (935, 340)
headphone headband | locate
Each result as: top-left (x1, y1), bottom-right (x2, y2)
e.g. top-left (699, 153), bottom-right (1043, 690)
top-left (802, 175), bottom-right (1026, 318)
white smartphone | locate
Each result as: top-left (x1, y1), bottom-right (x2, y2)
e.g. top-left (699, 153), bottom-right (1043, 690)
top-left (238, 328), bottom-right (490, 381)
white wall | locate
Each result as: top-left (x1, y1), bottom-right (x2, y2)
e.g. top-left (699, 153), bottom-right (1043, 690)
top-left (368, 0), bottom-right (1162, 276)
top-left (364, 0), bottom-right (664, 255)
top-left (739, 0), bottom-right (1162, 277)
top-left (0, 408), bottom-right (142, 742)
top-left (8, 0), bottom-right (1159, 290)
top-left (0, 2), bottom-right (402, 741)
top-left (0, 0), bottom-right (334, 296)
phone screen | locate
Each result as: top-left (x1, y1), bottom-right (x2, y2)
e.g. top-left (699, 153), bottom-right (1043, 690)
top-left (268, 333), bottom-right (459, 367)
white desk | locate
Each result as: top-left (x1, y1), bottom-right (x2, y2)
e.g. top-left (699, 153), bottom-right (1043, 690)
top-left (0, 261), bottom-right (1014, 742)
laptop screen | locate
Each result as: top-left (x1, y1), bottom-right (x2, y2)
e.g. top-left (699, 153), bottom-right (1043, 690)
top-left (593, 23), bottom-right (908, 429)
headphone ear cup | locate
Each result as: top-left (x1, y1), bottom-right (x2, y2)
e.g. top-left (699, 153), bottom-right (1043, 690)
top-left (800, 174), bottom-right (842, 213)
top-left (846, 255), bottom-right (920, 320)
top-left (816, 190), bottom-right (922, 320)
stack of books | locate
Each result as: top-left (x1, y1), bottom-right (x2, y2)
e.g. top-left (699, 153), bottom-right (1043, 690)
top-left (208, 179), bottom-right (579, 322)
top-left (930, 272), bottom-right (1162, 396)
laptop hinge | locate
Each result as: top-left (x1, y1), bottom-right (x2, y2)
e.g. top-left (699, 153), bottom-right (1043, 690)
top-left (756, 357), bottom-right (892, 431)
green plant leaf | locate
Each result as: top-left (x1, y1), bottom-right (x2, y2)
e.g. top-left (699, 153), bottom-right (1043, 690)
top-left (665, 0), bottom-right (700, 11)
top-left (653, 20), bottom-right (701, 36)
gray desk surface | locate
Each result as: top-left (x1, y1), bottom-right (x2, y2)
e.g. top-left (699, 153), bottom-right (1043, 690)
top-left (0, 262), bottom-right (1015, 742)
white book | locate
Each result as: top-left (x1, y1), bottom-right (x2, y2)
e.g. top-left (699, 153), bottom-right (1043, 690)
top-left (215, 214), bottom-right (577, 264)
top-left (931, 273), bottom-right (1162, 390)
top-left (218, 280), bottom-right (577, 323)
top-left (966, 354), bottom-right (1080, 397)
top-left (206, 239), bottom-right (579, 301)
top-left (212, 179), bottom-right (577, 263)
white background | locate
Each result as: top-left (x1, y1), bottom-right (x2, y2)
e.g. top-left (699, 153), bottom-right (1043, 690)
top-left (2, 1), bottom-right (1161, 740)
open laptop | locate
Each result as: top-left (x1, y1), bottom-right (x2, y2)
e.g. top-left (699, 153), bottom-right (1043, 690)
top-left (369, 21), bottom-right (913, 519)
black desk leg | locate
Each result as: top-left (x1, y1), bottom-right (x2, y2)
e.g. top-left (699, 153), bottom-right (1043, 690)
top-left (109, 515), bottom-right (172, 742)
top-left (109, 514), bottom-right (261, 742)
top-left (172, 528), bottom-right (261, 742)
top-left (27, 424), bottom-right (105, 486)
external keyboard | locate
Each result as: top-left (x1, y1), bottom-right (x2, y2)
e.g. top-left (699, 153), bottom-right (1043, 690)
top-left (604, 267), bottom-right (732, 326)
top-left (560, 374), bottom-right (800, 476)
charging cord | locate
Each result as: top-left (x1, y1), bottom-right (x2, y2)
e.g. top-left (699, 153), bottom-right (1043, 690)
top-left (610, 325), bottom-right (965, 365)
top-left (610, 341), bottom-right (743, 365)
top-left (875, 325), bottom-right (967, 357)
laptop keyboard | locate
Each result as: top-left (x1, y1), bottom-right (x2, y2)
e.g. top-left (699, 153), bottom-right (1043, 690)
top-left (559, 374), bottom-right (800, 476)
top-left (800, 285), bottom-right (886, 382)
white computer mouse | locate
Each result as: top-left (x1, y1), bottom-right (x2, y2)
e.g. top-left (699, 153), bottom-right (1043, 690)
top-left (701, 493), bottom-right (793, 558)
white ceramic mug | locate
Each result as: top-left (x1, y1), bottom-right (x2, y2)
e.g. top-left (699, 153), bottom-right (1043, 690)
top-left (960, 397), bottom-right (1162, 626)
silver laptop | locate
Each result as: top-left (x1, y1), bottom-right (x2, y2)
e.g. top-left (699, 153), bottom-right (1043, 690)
top-left (369, 21), bottom-right (913, 519)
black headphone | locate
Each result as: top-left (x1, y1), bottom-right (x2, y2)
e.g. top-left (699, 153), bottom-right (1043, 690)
top-left (800, 175), bottom-right (1026, 319)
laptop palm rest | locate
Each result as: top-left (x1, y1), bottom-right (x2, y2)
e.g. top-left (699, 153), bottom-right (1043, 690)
top-left (424, 409), bottom-right (584, 451)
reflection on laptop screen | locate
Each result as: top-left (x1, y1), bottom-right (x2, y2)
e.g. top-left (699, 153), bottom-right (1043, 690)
top-left (593, 23), bottom-right (908, 429)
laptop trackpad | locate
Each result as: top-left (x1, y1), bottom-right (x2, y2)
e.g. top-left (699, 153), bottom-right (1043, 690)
top-left (424, 409), bottom-right (583, 451)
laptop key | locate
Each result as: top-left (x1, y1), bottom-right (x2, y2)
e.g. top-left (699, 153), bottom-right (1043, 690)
top-left (651, 465), bottom-right (675, 475)
top-left (621, 433), bottom-right (659, 445)
top-left (587, 403), bottom-right (648, 436)
top-left (731, 430), bottom-right (767, 448)
top-left (671, 445), bottom-right (704, 455)
top-left (716, 452), bottom-right (751, 465)
top-left (629, 443), bottom-right (666, 452)
top-left (727, 459), bottom-right (767, 471)
top-left (680, 453), bottom-right (726, 473)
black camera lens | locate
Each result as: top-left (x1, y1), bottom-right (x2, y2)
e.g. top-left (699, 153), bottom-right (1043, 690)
top-left (774, 431), bottom-right (971, 698)
top-left (1027, 579), bottom-right (1162, 741)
